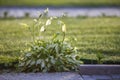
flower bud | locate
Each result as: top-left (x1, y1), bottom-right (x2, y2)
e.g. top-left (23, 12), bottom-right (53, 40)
top-left (40, 26), bottom-right (45, 32)
top-left (33, 19), bottom-right (37, 22)
top-left (62, 24), bottom-right (66, 32)
top-left (46, 19), bottom-right (51, 26)
top-left (44, 8), bottom-right (49, 14)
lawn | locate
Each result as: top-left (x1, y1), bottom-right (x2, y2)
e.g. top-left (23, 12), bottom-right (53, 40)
top-left (0, 0), bottom-right (120, 6)
top-left (0, 17), bottom-right (120, 67)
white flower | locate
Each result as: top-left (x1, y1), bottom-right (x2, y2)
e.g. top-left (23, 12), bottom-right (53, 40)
top-left (46, 19), bottom-right (51, 26)
top-left (40, 26), bottom-right (45, 32)
top-left (50, 17), bottom-right (53, 20)
top-left (44, 8), bottom-right (49, 13)
top-left (33, 19), bottom-right (37, 22)
top-left (62, 24), bottom-right (66, 32)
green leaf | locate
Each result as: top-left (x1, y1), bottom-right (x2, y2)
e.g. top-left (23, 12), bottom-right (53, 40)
top-left (36, 59), bottom-right (41, 65)
top-left (26, 53), bottom-right (32, 57)
top-left (63, 67), bottom-right (70, 71)
top-left (47, 63), bottom-right (51, 68)
top-left (19, 62), bottom-right (25, 67)
top-left (55, 44), bottom-right (59, 54)
top-left (42, 67), bottom-right (48, 72)
top-left (51, 58), bottom-right (56, 64)
top-left (45, 58), bottom-right (49, 62)
top-left (41, 60), bottom-right (45, 68)
top-left (26, 60), bottom-right (31, 66)
top-left (30, 60), bottom-right (35, 66)
top-left (52, 33), bottom-right (59, 40)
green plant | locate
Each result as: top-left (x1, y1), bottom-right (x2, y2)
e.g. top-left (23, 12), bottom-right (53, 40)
top-left (0, 17), bottom-right (120, 66)
top-left (0, 55), bottom-right (18, 68)
top-left (96, 52), bottom-right (104, 64)
top-left (18, 8), bottom-right (82, 72)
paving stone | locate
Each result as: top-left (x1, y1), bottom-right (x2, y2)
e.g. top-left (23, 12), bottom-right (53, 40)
top-left (111, 74), bottom-right (120, 80)
top-left (82, 75), bottom-right (96, 80)
top-left (92, 75), bottom-right (112, 80)
top-left (79, 65), bottom-right (120, 75)
top-left (0, 76), bottom-right (7, 80)
top-left (0, 72), bottom-right (82, 80)
top-left (0, 72), bottom-right (119, 80)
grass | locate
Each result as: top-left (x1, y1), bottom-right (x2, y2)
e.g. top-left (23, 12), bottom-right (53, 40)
top-left (0, 17), bottom-right (120, 66)
top-left (0, 0), bottom-right (120, 7)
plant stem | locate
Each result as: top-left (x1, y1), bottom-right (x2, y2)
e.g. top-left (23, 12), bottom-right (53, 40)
top-left (32, 24), bottom-right (35, 42)
top-left (62, 32), bottom-right (65, 43)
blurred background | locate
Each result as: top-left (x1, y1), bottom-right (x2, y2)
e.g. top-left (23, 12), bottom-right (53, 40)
top-left (0, 0), bottom-right (120, 65)
top-left (0, 0), bottom-right (120, 18)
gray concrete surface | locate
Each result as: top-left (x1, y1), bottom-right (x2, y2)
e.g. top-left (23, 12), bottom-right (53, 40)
top-left (0, 72), bottom-right (120, 80)
top-left (79, 65), bottom-right (120, 75)
top-left (0, 72), bottom-right (82, 80)
top-left (82, 74), bottom-right (120, 80)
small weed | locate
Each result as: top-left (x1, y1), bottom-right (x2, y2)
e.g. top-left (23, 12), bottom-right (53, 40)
top-left (96, 52), bottom-right (104, 64)
top-left (18, 8), bottom-right (82, 72)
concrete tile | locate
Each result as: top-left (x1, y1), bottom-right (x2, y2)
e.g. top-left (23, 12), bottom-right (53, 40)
top-left (92, 75), bottom-right (112, 80)
top-left (82, 75), bottom-right (96, 80)
top-left (79, 65), bottom-right (120, 75)
top-left (0, 75), bottom-right (7, 80)
top-left (111, 74), bottom-right (120, 80)
top-left (0, 72), bottom-right (83, 80)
